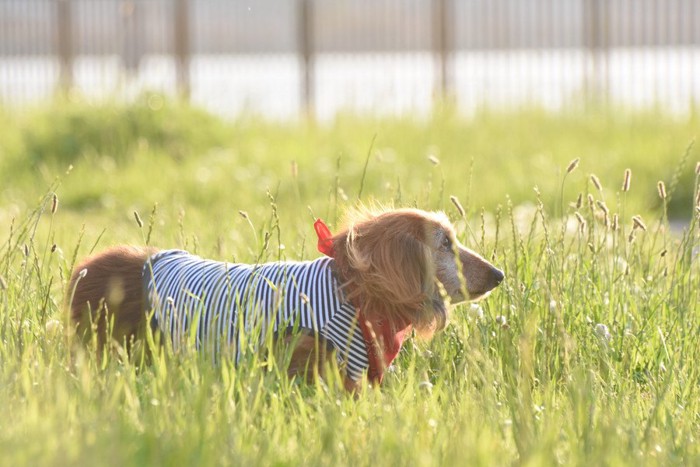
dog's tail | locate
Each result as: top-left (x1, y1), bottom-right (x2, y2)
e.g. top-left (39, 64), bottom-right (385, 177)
top-left (66, 246), bottom-right (157, 352)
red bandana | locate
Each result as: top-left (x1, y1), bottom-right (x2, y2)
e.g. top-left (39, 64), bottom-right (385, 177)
top-left (314, 218), bottom-right (411, 384)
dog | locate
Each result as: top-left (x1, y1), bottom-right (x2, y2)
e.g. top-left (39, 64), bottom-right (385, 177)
top-left (67, 207), bottom-right (503, 392)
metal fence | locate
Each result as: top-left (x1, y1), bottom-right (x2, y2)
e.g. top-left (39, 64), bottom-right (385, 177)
top-left (1, 0), bottom-right (699, 119)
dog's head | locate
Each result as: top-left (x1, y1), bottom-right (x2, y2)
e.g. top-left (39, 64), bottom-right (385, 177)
top-left (331, 207), bottom-right (504, 337)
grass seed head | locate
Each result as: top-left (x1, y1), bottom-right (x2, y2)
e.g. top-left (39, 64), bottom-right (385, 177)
top-left (612, 213), bottom-right (619, 231)
top-left (696, 161), bottom-right (700, 175)
top-left (596, 200), bottom-right (609, 215)
top-left (450, 195), bottom-right (465, 218)
top-left (622, 169), bottom-right (632, 192)
top-left (575, 193), bottom-right (582, 209)
top-left (238, 210), bottom-right (249, 220)
top-left (587, 194), bottom-right (595, 210)
top-left (657, 181), bottom-right (667, 200)
top-left (590, 174), bottom-right (602, 192)
top-left (133, 211), bottom-right (143, 228)
top-left (428, 155), bottom-right (440, 166)
top-left (632, 215), bottom-right (647, 231)
top-left (566, 158), bottom-right (580, 174)
top-left (51, 193), bottom-right (58, 214)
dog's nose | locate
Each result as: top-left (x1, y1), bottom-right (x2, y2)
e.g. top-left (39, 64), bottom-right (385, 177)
top-left (491, 267), bottom-right (505, 287)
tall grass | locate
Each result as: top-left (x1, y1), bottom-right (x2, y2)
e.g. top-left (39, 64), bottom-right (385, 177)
top-left (0, 102), bottom-right (699, 465)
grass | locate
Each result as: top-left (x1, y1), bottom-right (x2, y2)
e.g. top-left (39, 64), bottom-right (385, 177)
top-left (1, 98), bottom-right (700, 465)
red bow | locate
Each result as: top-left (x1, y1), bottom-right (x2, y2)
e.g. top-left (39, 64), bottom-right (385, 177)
top-left (314, 218), bottom-right (334, 257)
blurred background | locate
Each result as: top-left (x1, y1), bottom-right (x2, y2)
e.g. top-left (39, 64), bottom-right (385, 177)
top-left (1, 0), bottom-right (699, 120)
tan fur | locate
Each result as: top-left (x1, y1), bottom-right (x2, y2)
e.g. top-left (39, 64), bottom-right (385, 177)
top-left (67, 208), bottom-right (503, 390)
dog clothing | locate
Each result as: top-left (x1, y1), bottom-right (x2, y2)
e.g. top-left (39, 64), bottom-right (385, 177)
top-left (143, 250), bottom-right (369, 381)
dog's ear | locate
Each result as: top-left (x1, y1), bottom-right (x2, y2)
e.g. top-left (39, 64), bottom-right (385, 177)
top-left (334, 214), bottom-right (444, 335)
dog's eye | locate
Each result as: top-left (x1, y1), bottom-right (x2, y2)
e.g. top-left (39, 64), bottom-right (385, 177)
top-left (441, 235), bottom-right (453, 250)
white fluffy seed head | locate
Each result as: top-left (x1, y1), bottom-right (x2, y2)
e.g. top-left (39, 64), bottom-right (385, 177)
top-left (469, 304), bottom-right (484, 320)
top-left (595, 323), bottom-right (612, 342)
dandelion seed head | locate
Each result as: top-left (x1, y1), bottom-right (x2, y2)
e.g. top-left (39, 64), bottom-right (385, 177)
top-left (469, 304), bottom-right (484, 320)
top-left (418, 381), bottom-right (434, 392)
top-left (594, 323), bottom-right (611, 342)
top-left (45, 319), bottom-right (63, 339)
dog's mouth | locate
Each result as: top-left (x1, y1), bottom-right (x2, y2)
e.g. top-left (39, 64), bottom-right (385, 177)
top-left (448, 289), bottom-right (493, 304)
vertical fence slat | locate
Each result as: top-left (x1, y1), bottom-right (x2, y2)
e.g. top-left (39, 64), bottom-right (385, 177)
top-left (56, 0), bottom-right (73, 92)
top-left (174, 0), bottom-right (190, 98)
top-left (298, 0), bottom-right (314, 117)
top-left (433, 0), bottom-right (452, 101)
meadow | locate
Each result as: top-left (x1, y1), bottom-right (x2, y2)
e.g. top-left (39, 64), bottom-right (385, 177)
top-left (0, 96), bottom-right (699, 465)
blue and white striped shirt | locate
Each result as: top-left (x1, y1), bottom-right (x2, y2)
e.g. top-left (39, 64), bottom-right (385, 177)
top-left (142, 250), bottom-right (369, 381)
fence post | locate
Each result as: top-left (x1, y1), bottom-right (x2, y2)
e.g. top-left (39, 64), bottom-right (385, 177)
top-left (433, 0), bottom-right (452, 101)
top-left (174, 0), bottom-right (190, 99)
top-left (298, 0), bottom-right (314, 119)
top-left (583, 0), bottom-right (608, 106)
top-left (56, 0), bottom-right (73, 93)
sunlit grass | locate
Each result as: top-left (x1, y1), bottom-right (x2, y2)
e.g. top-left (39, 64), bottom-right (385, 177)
top-left (1, 101), bottom-right (699, 465)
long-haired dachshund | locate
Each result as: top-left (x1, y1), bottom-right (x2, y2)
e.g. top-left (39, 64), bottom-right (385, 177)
top-left (67, 208), bottom-right (503, 392)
